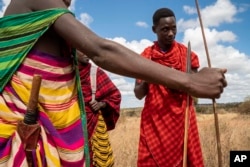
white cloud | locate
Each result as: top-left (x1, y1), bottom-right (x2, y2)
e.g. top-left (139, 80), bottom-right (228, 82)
top-left (0, 0), bottom-right (10, 17)
top-left (200, 0), bottom-right (239, 26)
top-left (183, 5), bottom-right (197, 14)
top-left (135, 21), bottom-right (148, 28)
top-left (238, 3), bottom-right (250, 13)
top-left (178, 0), bottom-right (240, 31)
top-left (68, 0), bottom-right (76, 11)
top-left (109, 37), bottom-right (152, 54)
top-left (77, 13), bottom-right (93, 27)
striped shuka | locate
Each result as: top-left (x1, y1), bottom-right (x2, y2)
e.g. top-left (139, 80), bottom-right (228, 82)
top-left (0, 8), bottom-right (89, 167)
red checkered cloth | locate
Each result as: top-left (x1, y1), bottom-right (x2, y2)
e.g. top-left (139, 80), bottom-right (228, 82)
top-left (79, 63), bottom-right (121, 167)
top-left (79, 63), bottom-right (121, 135)
top-left (137, 41), bottom-right (204, 167)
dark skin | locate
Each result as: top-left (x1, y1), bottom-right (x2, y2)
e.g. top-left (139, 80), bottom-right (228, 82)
top-left (3, 0), bottom-right (227, 99)
top-left (153, 16), bottom-right (177, 51)
top-left (134, 16), bottom-right (197, 99)
top-left (77, 50), bottom-right (106, 112)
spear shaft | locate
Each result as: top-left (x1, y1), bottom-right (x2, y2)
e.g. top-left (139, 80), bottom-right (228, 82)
top-left (183, 41), bottom-right (191, 167)
top-left (195, 0), bottom-right (223, 166)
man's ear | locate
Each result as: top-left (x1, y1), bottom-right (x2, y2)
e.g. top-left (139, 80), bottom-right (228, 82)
top-left (152, 25), bottom-right (156, 33)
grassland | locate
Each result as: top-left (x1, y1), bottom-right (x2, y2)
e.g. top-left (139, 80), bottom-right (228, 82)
top-left (108, 106), bottom-right (250, 167)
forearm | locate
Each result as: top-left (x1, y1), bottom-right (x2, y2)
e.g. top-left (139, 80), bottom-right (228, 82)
top-left (89, 40), bottom-right (189, 92)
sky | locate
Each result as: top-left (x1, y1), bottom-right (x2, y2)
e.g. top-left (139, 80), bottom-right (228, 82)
top-left (1, 0), bottom-right (250, 108)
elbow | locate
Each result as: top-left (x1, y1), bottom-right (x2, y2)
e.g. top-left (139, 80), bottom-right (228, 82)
top-left (88, 39), bottom-right (115, 66)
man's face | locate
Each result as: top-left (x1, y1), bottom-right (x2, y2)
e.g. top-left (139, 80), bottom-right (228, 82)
top-left (152, 16), bottom-right (177, 46)
top-left (77, 50), bottom-right (89, 65)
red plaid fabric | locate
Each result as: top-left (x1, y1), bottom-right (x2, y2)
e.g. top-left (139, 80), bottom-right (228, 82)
top-left (79, 63), bottom-right (121, 167)
top-left (137, 41), bottom-right (204, 167)
top-left (79, 63), bottom-right (121, 135)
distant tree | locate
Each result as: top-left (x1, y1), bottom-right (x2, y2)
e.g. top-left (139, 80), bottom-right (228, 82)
top-left (244, 95), bottom-right (250, 102)
top-left (193, 97), bottom-right (198, 105)
top-left (238, 96), bottom-right (250, 114)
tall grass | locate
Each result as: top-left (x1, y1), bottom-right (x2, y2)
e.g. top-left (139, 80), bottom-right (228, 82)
top-left (109, 108), bottom-right (250, 167)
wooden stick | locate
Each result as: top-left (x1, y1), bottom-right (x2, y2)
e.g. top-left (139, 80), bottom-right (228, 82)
top-left (17, 74), bottom-right (42, 167)
top-left (27, 74), bottom-right (42, 111)
top-left (24, 74), bottom-right (42, 125)
top-left (183, 41), bottom-right (191, 167)
top-left (183, 106), bottom-right (189, 167)
top-left (195, 0), bottom-right (223, 166)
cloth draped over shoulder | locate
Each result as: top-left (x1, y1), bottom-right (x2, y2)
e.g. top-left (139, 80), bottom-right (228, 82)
top-left (137, 41), bottom-right (204, 167)
top-left (0, 9), bottom-right (90, 167)
top-left (79, 63), bottom-right (121, 136)
top-left (0, 8), bottom-right (72, 93)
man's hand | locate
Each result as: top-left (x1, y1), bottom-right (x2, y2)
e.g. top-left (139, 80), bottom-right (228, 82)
top-left (134, 80), bottom-right (148, 100)
top-left (89, 100), bottom-right (106, 112)
top-left (188, 67), bottom-right (227, 99)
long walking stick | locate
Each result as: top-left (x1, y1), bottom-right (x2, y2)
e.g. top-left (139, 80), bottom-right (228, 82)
top-left (183, 41), bottom-right (191, 167)
top-left (17, 74), bottom-right (42, 167)
top-left (195, 1), bottom-right (223, 166)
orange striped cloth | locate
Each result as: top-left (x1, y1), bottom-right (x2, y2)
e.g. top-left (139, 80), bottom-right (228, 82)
top-left (137, 41), bottom-right (204, 167)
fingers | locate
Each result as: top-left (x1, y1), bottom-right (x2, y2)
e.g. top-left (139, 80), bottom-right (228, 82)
top-left (222, 69), bottom-right (227, 87)
top-left (216, 69), bottom-right (227, 98)
top-left (223, 78), bottom-right (227, 87)
top-left (221, 68), bottom-right (227, 74)
top-left (220, 69), bottom-right (227, 88)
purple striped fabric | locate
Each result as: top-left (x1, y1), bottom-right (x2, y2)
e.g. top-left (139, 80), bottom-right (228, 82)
top-left (0, 50), bottom-right (86, 166)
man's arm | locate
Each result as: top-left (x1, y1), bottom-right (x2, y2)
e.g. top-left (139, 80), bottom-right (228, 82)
top-left (54, 14), bottom-right (227, 99)
top-left (31, 0), bottom-right (227, 99)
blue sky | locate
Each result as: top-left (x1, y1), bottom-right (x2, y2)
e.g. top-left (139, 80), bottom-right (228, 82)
top-left (1, 0), bottom-right (250, 108)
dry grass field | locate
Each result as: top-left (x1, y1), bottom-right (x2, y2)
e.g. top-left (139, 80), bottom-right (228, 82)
top-left (108, 108), bottom-right (250, 167)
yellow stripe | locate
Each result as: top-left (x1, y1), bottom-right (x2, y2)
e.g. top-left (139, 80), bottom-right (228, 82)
top-left (44, 102), bottom-right (80, 128)
top-left (0, 123), bottom-right (17, 138)
top-left (11, 75), bottom-right (76, 104)
top-left (9, 74), bottom-right (80, 128)
top-left (36, 146), bottom-right (42, 167)
top-left (91, 112), bottom-right (114, 167)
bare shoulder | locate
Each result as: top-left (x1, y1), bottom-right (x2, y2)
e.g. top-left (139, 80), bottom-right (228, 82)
top-left (4, 0), bottom-right (67, 16)
top-left (28, 0), bottom-right (67, 11)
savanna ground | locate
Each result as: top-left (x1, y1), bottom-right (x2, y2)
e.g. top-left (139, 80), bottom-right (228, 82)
top-left (108, 103), bottom-right (250, 167)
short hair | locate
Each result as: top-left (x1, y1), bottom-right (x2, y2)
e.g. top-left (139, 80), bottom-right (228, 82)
top-left (152, 8), bottom-right (175, 25)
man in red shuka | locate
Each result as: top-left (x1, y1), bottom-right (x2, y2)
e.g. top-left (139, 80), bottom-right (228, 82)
top-left (134, 8), bottom-right (204, 167)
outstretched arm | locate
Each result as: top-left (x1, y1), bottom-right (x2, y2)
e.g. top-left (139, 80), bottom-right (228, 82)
top-left (31, 0), bottom-right (227, 99)
top-left (54, 14), bottom-right (227, 99)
